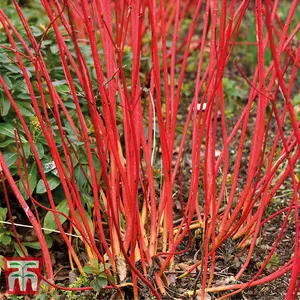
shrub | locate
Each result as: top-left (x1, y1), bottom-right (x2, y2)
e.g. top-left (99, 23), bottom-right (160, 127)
top-left (0, 0), bottom-right (299, 299)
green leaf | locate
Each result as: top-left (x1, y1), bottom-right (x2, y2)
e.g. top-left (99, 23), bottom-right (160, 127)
top-left (2, 75), bottom-right (12, 90)
top-left (22, 241), bottom-right (41, 250)
top-left (31, 26), bottom-right (43, 37)
top-left (50, 45), bottom-right (59, 54)
top-left (82, 265), bottom-right (93, 274)
top-left (3, 152), bottom-right (18, 167)
top-left (51, 80), bottom-right (70, 93)
top-left (64, 102), bottom-right (76, 109)
top-left (16, 102), bottom-right (34, 117)
top-left (0, 93), bottom-right (11, 117)
top-left (0, 207), bottom-right (7, 222)
top-left (0, 235), bottom-right (11, 245)
top-left (40, 40), bottom-right (52, 46)
top-left (44, 234), bottom-right (53, 248)
top-left (36, 175), bottom-right (61, 194)
top-left (74, 165), bottom-right (90, 187)
top-left (81, 193), bottom-right (94, 208)
top-left (55, 85), bottom-right (69, 93)
top-left (3, 64), bottom-right (22, 74)
top-left (21, 142), bottom-right (31, 157)
top-left (0, 139), bottom-right (16, 148)
top-left (35, 143), bottom-right (44, 159)
top-left (13, 242), bottom-right (28, 257)
top-left (91, 276), bottom-right (107, 292)
top-left (0, 123), bottom-right (26, 141)
top-left (43, 199), bottom-right (69, 234)
top-left (0, 53), bottom-right (11, 63)
top-left (18, 162), bottom-right (37, 200)
top-left (17, 93), bottom-right (32, 100)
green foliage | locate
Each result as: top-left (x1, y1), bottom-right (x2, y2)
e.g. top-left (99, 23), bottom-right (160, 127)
top-left (0, 208), bottom-right (13, 246)
top-left (0, 0), bottom-right (101, 273)
top-left (43, 199), bottom-right (70, 234)
top-left (266, 253), bottom-right (279, 270)
top-left (0, 0), bottom-right (98, 215)
top-left (82, 259), bottom-right (111, 292)
top-left (223, 77), bottom-right (247, 117)
top-left (0, 206), bottom-right (53, 256)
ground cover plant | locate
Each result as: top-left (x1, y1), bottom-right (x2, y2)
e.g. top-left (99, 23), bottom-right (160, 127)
top-left (0, 0), bottom-right (299, 299)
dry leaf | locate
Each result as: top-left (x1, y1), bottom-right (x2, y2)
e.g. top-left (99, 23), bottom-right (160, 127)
top-left (215, 149), bottom-right (221, 157)
top-left (166, 273), bottom-right (177, 286)
top-left (110, 291), bottom-right (123, 300)
top-left (214, 275), bottom-right (236, 287)
top-left (177, 263), bottom-right (190, 271)
top-left (69, 270), bottom-right (77, 285)
top-left (116, 255), bottom-right (127, 283)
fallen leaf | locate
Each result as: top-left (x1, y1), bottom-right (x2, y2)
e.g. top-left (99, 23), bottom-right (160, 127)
top-left (214, 276), bottom-right (236, 287)
top-left (116, 255), bottom-right (127, 283)
top-left (69, 271), bottom-right (77, 285)
top-left (110, 291), bottom-right (123, 300)
top-left (177, 263), bottom-right (191, 271)
top-left (166, 273), bottom-right (177, 286)
top-left (215, 149), bottom-right (221, 157)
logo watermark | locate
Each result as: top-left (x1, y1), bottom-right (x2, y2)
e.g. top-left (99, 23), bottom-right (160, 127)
top-left (4, 257), bottom-right (42, 295)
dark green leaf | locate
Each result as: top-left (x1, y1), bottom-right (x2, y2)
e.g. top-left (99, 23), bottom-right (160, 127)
top-left (3, 152), bottom-right (17, 167)
top-left (35, 143), bottom-right (44, 159)
top-left (43, 199), bottom-right (69, 234)
top-left (36, 175), bottom-right (61, 194)
top-left (18, 162), bottom-right (37, 200)
top-left (16, 102), bottom-right (34, 117)
top-left (81, 193), bottom-right (94, 208)
top-left (13, 242), bottom-right (28, 257)
top-left (64, 102), bottom-right (76, 109)
top-left (0, 93), bottom-right (11, 116)
top-left (22, 241), bottom-right (40, 250)
top-left (91, 276), bottom-right (107, 292)
top-left (0, 53), bottom-right (11, 63)
top-left (0, 139), bottom-right (16, 148)
top-left (2, 75), bottom-right (12, 90)
top-left (44, 234), bottom-right (53, 248)
top-left (0, 235), bottom-right (11, 245)
top-left (3, 64), bottom-right (22, 74)
top-left (0, 123), bottom-right (26, 141)
top-left (21, 142), bottom-right (31, 157)
top-left (74, 165), bottom-right (90, 187)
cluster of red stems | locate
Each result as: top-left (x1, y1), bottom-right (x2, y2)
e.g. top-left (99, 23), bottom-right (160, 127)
top-left (0, 0), bottom-right (299, 299)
